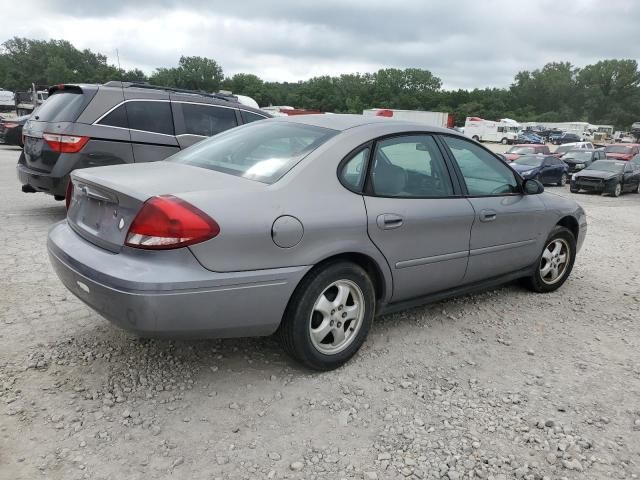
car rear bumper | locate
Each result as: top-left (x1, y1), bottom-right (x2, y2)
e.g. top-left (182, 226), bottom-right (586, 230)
top-left (17, 162), bottom-right (68, 197)
top-left (47, 221), bottom-right (310, 338)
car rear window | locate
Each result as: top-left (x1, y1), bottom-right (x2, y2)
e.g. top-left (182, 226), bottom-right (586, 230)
top-left (32, 91), bottom-right (92, 123)
top-left (167, 121), bottom-right (337, 183)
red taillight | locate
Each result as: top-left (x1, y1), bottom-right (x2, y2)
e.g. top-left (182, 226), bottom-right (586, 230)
top-left (65, 180), bottom-right (74, 211)
top-left (43, 133), bottom-right (89, 153)
top-left (125, 195), bottom-right (220, 250)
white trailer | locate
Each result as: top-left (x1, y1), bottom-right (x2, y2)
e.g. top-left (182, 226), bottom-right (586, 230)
top-left (463, 117), bottom-right (519, 144)
top-left (0, 88), bottom-right (14, 112)
top-left (362, 109), bottom-right (452, 128)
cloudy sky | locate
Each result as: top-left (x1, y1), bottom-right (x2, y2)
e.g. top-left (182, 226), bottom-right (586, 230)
top-left (1, 0), bottom-right (639, 89)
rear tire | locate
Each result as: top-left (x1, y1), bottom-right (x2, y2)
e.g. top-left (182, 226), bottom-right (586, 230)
top-left (472, 135), bottom-right (480, 142)
top-left (501, 137), bottom-right (508, 145)
top-left (277, 262), bottom-right (375, 371)
top-left (524, 226), bottom-right (576, 293)
top-left (570, 186), bottom-right (579, 193)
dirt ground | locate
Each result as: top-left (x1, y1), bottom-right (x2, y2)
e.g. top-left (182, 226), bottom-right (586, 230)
top-left (0, 144), bottom-right (639, 480)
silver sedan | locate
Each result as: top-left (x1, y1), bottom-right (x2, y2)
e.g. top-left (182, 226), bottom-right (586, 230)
top-left (48, 115), bottom-right (587, 370)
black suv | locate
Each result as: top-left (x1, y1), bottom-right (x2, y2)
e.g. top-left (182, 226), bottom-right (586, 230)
top-left (17, 82), bottom-right (270, 199)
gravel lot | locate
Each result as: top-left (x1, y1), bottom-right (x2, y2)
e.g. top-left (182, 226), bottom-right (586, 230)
top-left (1, 144), bottom-right (639, 480)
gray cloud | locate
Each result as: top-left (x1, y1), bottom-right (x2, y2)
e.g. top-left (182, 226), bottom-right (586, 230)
top-left (4, 0), bottom-right (640, 89)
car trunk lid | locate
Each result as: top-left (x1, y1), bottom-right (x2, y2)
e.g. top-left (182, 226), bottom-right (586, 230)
top-left (68, 162), bottom-right (264, 252)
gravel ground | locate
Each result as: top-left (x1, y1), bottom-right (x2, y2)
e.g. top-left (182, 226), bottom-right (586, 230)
top-left (1, 144), bottom-right (639, 480)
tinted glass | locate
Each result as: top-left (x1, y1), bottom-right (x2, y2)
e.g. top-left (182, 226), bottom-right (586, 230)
top-left (178, 103), bottom-right (237, 137)
top-left (340, 148), bottom-right (369, 191)
top-left (32, 92), bottom-right (87, 122)
top-left (240, 110), bottom-right (268, 124)
top-left (443, 136), bottom-right (518, 195)
top-left (168, 121), bottom-right (337, 183)
top-left (507, 146), bottom-right (534, 154)
top-left (587, 161), bottom-right (624, 172)
top-left (604, 145), bottom-right (632, 154)
top-left (514, 156), bottom-right (543, 166)
top-left (371, 135), bottom-right (453, 197)
top-left (127, 101), bottom-right (174, 135)
top-left (97, 104), bottom-right (128, 128)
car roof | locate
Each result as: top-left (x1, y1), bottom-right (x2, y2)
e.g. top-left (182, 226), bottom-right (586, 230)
top-left (270, 113), bottom-right (455, 134)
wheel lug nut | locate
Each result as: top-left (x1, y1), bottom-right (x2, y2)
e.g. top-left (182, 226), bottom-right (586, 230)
top-left (342, 312), bottom-right (347, 318)
top-left (331, 309), bottom-right (335, 314)
top-left (330, 320), bottom-right (334, 326)
top-left (337, 322), bottom-right (342, 327)
top-left (338, 305), bottom-right (343, 310)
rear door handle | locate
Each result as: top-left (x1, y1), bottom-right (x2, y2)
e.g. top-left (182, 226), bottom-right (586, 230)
top-left (376, 213), bottom-right (404, 230)
top-left (479, 209), bottom-right (497, 222)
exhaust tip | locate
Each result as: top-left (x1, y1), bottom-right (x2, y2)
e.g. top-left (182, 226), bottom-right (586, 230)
top-left (21, 184), bottom-right (37, 193)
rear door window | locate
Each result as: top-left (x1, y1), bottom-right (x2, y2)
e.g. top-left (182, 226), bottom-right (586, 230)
top-left (126, 101), bottom-right (174, 135)
top-left (240, 110), bottom-right (268, 124)
top-left (176, 103), bottom-right (237, 137)
top-left (32, 92), bottom-right (91, 123)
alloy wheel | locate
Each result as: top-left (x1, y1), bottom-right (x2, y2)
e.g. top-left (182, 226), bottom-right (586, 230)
top-left (309, 280), bottom-right (365, 355)
top-left (560, 173), bottom-right (567, 186)
top-left (539, 238), bottom-right (570, 285)
top-left (614, 183), bottom-right (622, 197)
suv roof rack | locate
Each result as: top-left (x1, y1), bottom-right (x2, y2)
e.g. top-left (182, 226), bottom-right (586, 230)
top-left (103, 81), bottom-right (239, 103)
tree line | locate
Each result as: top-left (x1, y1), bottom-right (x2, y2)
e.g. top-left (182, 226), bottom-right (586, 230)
top-left (1, 37), bottom-right (639, 129)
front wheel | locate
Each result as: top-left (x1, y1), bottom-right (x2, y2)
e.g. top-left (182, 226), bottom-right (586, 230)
top-left (610, 182), bottom-right (622, 197)
top-left (277, 262), bottom-right (375, 371)
top-left (501, 137), bottom-right (508, 145)
top-left (558, 173), bottom-right (568, 186)
top-left (524, 226), bottom-right (576, 293)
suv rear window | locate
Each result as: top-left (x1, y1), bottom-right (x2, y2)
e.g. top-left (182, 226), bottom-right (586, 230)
top-left (32, 92), bottom-right (91, 123)
top-left (168, 121), bottom-right (337, 183)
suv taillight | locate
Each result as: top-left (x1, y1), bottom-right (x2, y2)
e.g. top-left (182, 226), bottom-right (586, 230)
top-left (125, 195), bottom-right (220, 250)
top-left (43, 133), bottom-right (89, 153)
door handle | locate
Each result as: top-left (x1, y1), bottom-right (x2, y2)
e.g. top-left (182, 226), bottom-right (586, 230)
top-left (376, 213), bottom-right (404, 230)
top-left (479, 209), bottom-right (497, 222)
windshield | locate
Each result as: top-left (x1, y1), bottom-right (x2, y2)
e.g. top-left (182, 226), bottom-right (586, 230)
top-left (604, 145), bottom-right (633, 154)
top-left (167, 121), bottom-right (337, 183)
top-left (586, 161), bottom-right (624, 173)
top-left (32, 91), bottom-right (88, 122)
top-left (562, 151), bottom-right (591, 161)
top-left (513, 156), bottom-right (543, 167)
top-left (555, 145), bottom-right (573, 154)
top-left (506, 146), bottom-right (534, 154)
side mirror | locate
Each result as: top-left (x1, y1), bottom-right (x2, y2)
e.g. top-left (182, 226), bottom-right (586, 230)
top-left (523, 178), bottom-right (544, 195)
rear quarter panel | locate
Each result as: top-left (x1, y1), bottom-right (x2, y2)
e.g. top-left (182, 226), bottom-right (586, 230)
top-left (185, 124), bottom-right (400, 301)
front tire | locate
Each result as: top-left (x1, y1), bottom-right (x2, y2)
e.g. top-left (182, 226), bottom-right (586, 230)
top-left (558, 173), bottom-right (568, 186)
top-left (610, 182), bottom-right (622, 197)
top-left (277, 262), bottom-right (375, 371)
top-left (501, 137), bottom-right (508, 145)
top-left (524, 226), bottom-right (576, 293)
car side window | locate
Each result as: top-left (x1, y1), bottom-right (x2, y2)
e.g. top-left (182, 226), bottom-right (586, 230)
top-left (370, 135), bottom-right (453, 198)
top-left (126, 101), bottom-right (174, 135)
top-left (97, 104), bottom-right (128, 128)
top-left (240, 110), bottom-right (267, 124)
top-left (177, 103), bottom-right (238, 137)
top-left (340, 147), bottom-right (370, 191)
top-left (442, 135), bottom-right (519, 196)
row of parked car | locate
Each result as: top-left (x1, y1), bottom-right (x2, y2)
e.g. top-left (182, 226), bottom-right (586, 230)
top-left (498, 142), bottom-right (640, 196)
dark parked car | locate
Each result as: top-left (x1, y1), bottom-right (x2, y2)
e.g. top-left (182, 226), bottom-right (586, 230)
top-left (561, 149), bottom-right (606, 174)
top-left (17, 82), bottom-right (271, 200)
top-left (517, 131), bottom-right (544, 144)
top-left (0, 115), bottom-right (29, 146)
top-left (541, 129), bottom-right (563, 141)
top-left (570, 160), bottom-right (640, 196)
top-left (511, 154), bottom-right (569, 186)
top-left (552, 132), bottom-right (581, 145)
